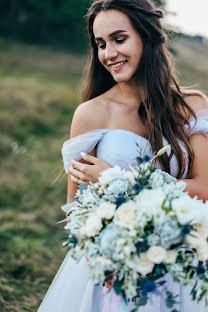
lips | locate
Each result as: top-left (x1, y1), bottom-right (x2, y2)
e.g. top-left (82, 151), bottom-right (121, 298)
top-left (109, 60), bottom-right (128, 68)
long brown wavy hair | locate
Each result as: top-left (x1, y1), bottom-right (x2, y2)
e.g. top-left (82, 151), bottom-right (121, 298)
top-left (82, 0), bottom-right (196, 178)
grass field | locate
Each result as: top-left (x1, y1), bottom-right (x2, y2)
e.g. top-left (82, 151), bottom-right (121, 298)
top-left (0, 36), bottom-right (207, 311)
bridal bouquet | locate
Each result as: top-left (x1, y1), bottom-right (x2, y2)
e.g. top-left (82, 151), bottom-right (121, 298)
top-left (60, 146), bottom-right (208, 311)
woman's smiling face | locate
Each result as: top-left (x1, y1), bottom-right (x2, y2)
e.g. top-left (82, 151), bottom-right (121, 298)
top-left (93, 9), bottom-right (143, 83)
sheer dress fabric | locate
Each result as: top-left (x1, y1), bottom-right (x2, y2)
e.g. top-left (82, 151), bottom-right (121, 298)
top-left (38, 109), bottom-right (208, 312)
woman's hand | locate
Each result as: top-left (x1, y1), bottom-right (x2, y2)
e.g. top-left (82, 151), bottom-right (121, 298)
top-left (104, 272), bottom-right (116, 290)
top-left (69, 153), bottom-right (111, 185)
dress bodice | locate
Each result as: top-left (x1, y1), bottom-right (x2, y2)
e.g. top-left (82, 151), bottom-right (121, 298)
top-left (62, 109), bottom-right (208, 179)
top-left (38, 110), bottom-right (208, 312)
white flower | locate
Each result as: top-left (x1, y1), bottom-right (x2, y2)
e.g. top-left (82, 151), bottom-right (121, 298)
top-left (200, 201), bottom-right (208, 227)
top-left (163, 181), bottom-right (186, 198)
top-left (99, 224), bottom-right (124, 259)
top-left (95, 202), bottom-right (116, 220)
top-left (196, 242), bottom-right (208, 262)
top-left (172, 196), bottom-right (203, 225)
top-left (170, 263), bottom-right (186, 281)
top-left (114, 201), bottom-right (136, 230)
top-left (147, 233), bottom-right (160, 246)
top-left (148, 171), bottom-right (165, 188)
top-left (135, 188), bottom-right (165, 218)
top-left (186, 229), bottom-right (208, 261)
top-left (64, 222), bottom-right (71, 230)
top-left (164, 250), bottom-right (178, 264)
top-left (79, 226), bottom-right (87, 238)
top-left (107, 178), bottom-right (130, 195)
top-left (146, 246), bottom-right (166, 264)
top-left (123, 171), bottom-right (136, 185)
top-left (81, 189), bottom-right (99, 206)
top-left (88, 256), bottom-right (115, 283)
top-left (85, 213), bottom-right (103, 237)
top-left (186, 230), bottom-right (206, 250)
top-left (155, 216), bottom-right (181, 249)
top-left (99, 165), bottom-right (125, 185)
top-left (61, 201), bottom-right (78, 213)
top-left (134, 253), bottom-right (154, 276)
top-left (193, 224), bottom-right (208, 239)
top-left (123, 246), bottom-right (132, 256)
top-left (128, 164), bottom-right (139, 179)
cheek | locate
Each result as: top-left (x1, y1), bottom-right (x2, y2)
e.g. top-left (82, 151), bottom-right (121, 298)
top-left (98, 51), bottom-right (105, 65)
top-left (132, 47), bottom-right (143, 65)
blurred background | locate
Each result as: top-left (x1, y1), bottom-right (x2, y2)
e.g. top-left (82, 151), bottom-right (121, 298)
top-left (0, 0), bottom-right (207, 311)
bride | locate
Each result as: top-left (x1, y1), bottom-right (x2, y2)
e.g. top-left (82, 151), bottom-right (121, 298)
top-left (38, 0), bottom-right (208, 311)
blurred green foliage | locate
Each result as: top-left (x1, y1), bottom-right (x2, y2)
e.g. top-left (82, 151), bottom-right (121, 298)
top-left (0, 35), bottom-right (207, 311)
top-left (0, 1), bottom-right (207, 311)
top-left (0, 38), bottom-right (85, 311)
top-left (0, 0), bottom-right (165, 51)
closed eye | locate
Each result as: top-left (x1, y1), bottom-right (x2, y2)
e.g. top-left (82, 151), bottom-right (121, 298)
top-left (96, 36), bottom-right (127, 49)
top-left (115, 37), bottom-right (126, 44)
top-left (97, 42), bottom-right (106, 49)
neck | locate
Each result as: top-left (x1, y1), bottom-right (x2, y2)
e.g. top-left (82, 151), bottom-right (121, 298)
top-left (115, 79), bottom-right (145, 107)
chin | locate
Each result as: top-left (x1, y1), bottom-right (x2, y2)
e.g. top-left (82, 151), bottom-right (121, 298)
top-left (111, 70), bottom-right (134, 83)
top-left (113, 76), bottom-right (133, 83)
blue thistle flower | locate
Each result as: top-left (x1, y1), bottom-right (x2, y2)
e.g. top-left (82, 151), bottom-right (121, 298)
top-left (197, 262), bottom-right (206, 275)
top-left (133, 182), bottom-right (143, 192)
top-left (115, 194), bottom-right (126, 208)
top-left (142, 280), bottom-right (156, 294)
top-left (181, 224), bottom-right (192, 238)
top-left (135, 239), bottom-right (149, 252)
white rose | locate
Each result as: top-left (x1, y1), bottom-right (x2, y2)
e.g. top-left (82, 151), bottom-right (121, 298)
top-left (123, 246), bottom-right (132, 256)
top-left (95, 202), bottom-right (116, 220)
top-left (135, 188), bottom-right (165, 218)
top-left (146, 246), bottom-right (166, 264)
top-left (193, 224), bottom-right (208, 240)
top-left (164, 250), bottom-right (178, 264)
top-left (114, 201), bottom-right (136, 229)
top-left (134, 253), bottom-right (154, 276)
top-left (85, 213), bottom-right (103, 237)
top-left (79, 226), bottom-right (87, 238)
top-left (200, 202), bottom-right (208, 227)
top-left (197, 243), bottom-right (208, 262)
top-left (99, 165), bottom-right (125, 185)
top-left (172, 196), bottom-right (203, 225)
top-left (186, 230), bottom-right (205, 249)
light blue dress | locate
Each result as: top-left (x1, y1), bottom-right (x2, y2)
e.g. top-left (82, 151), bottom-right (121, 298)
top-left (38, 109), bottom-right (208, 312)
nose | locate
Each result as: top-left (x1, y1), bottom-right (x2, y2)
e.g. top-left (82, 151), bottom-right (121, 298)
top-left (105, 43), bottom-right (118, 60)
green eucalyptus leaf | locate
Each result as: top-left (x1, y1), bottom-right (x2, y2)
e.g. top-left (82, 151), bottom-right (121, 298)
top-left (70, 194), bottom-right (81, 203)
top-left (80, 182), bottom-right (88, 194)
top-left (113, 279), bottom-right (123, 295)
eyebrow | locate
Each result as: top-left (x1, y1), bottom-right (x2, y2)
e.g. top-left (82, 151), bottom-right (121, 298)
top-left (94, 29), bottom-right (127, 41)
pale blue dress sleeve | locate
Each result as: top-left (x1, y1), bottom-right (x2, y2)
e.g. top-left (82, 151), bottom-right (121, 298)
top-left (61, 129), bottom-right (111, 173)
top-left (187, 108), bottom-right (208, 136)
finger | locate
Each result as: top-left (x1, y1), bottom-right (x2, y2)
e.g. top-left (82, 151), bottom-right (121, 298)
top-left (105, 279), bottom-right (114, 289)
top-left (70, 167), bottom-right (85, 181)
top-left (71, 159), bottom-right (85, 172)
top-left (80, 152), bottom-right (99, 165)
top-left (70, 175), bottom-right (85, 185)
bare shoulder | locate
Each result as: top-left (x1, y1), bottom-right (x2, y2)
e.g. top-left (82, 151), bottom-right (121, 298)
top-left (182, 89), bottom-right (208, 116)
top-left (69, 95), bottom-right (108, 138)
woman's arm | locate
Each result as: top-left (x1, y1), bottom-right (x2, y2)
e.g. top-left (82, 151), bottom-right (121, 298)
top-left (183, 132), bottom-right (208, 201)
top-left (66, 98), bottom-right (107, 201)
top-left (182, 92), bottom-right (208, 201)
